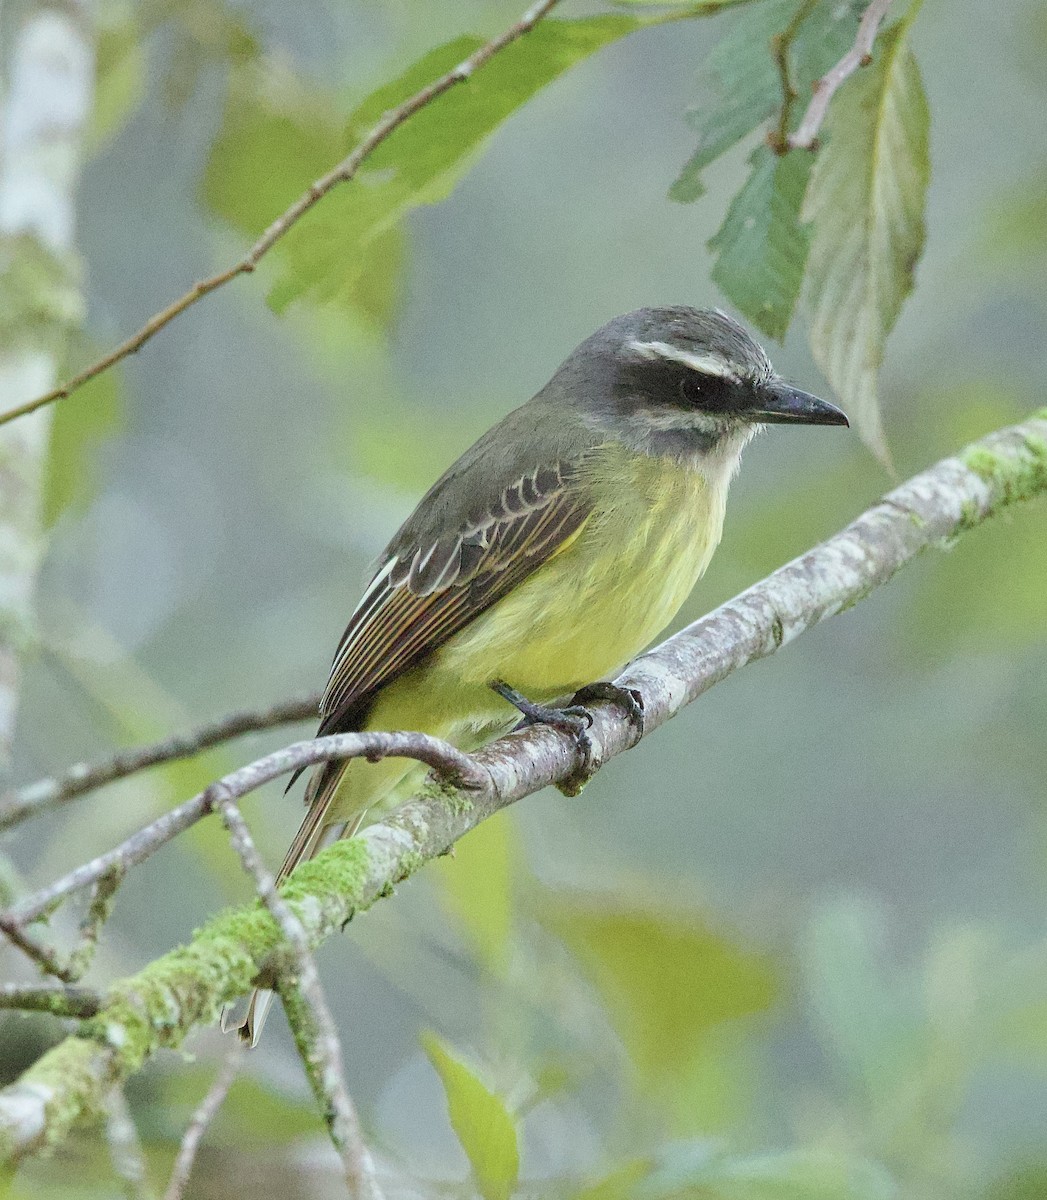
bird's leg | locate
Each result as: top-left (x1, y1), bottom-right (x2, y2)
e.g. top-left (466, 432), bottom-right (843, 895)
top-left (490, 680), bottom-right (595, 735)
top-left (569, 681), bottom-right (645, 736)
top-left (490, 679), bottom-right (596, 795)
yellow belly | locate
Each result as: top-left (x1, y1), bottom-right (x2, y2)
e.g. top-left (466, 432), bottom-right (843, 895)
top-left (325, 447), bottom-right (729, 825)
top-left (442, 452), bottom-right (724, 697)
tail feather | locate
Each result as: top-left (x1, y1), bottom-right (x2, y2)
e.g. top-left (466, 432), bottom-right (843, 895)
top-left (227, 759), bottom-right (350, 1047)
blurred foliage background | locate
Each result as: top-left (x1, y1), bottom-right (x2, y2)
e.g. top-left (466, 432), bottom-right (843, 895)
top-left (3, 0), bottom-right (1047, 1196)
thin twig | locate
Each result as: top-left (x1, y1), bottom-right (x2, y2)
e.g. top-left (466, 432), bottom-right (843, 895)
top-left (162, 1046), bottom-right (244, 1200)
top-left (0, 0), bottom-right (562, 430)
top-left (103, 1088), bottom-right (156, 1200)
top-left (5, 730), bottom-right (485, 926)
top-left (0, 692), bottom-right (321, 832)
top-left (215, 797), bottom-right (383, 1200)
top-left (768, 0), bottom-right (819, 153)
top-left (0, 981), bottom-right (101, 1018)
top-left (0, 912), bottom-right (77, 982)
top-left (788, 0), bottom-right (895, 150)
top-left (1, 411), bottom-right (1045, 1165)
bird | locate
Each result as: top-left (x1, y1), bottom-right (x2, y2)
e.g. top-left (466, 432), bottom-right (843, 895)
top-left (233, 305), bottom-right (848, 1044)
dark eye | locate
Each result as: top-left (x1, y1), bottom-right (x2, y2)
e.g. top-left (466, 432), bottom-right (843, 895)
top-left (680, 371), bottom-right (733, 411)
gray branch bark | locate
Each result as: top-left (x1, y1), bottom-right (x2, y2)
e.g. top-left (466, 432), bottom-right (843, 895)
top-left (0, 411), bottom-right (1044, 1166)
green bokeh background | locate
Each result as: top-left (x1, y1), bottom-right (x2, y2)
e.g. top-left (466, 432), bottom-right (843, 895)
top-left (4, 0), bottom-right (1047, 1195)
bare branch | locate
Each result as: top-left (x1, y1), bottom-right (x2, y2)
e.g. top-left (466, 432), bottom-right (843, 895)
top-left (0, 0), bottom-right (563, 430)
top-left (0, 913), bottom-right (77, 982)
top-left (215, 798), bottom-right (383, 1199)
top-left (5, 730), bottom-right (485, 927)
top-left (0, 981), bottom-right (101, 1018)
top-left (789, 0), bottom-right (895, 150)
top-left (162, 1046), bottom-right (243, 1200)
top-left (0, 411), bottom-right (1044, 1165)
top-left (1, 692), bottom-right (321, 832)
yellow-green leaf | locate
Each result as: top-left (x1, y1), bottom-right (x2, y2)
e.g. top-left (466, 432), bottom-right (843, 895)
top-left (802, 9), bottom-right (930, 465)
top-left (43, 356), bottom-right (124, 528)
top-left (422, 1032), bottom-right (520, 1200)
top-left (540, 892), bottom-right (777, 1130)
top-left (671, 0), bottom-right (863, 202)
top-left (434, 810), bottom-right (518, 975)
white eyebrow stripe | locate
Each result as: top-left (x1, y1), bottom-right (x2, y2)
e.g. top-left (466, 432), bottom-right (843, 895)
top-left (627, 340), bottom-right (743, 382)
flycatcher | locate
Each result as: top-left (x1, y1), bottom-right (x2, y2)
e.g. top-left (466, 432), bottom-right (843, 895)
top-left (236, 306), bottom-right (848, 1043)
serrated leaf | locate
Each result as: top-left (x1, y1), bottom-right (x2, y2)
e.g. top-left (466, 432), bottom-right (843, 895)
top-left (671, 0), bottom-right (863, 202)
top-left (265, 15), bottom-right (659, 321)
top-left (802, 12), bottom-right (930, 465)
top-left (709, 143), bottom-right (812, 339)
top-left (422, 1033), bottom-right (519, 1200)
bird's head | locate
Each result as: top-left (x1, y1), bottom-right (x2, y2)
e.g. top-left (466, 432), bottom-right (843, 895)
top-left (561, 306), bottom-right (848, 463)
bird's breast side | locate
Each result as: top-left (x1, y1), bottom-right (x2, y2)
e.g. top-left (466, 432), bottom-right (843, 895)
top-left (439, 450), bottom-right (728, 700)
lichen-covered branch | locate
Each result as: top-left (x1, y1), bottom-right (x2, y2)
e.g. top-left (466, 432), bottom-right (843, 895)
top-left (0, 692), bottom-right (321, 832)
top-left (0, 411), bottom-right (1044, 1166)
top-left (215, 798), bottom-right (382, 1198)
top-left (0, 982), bottom-right (101, 1018)
top-left (6, 730), bottom-right (484, 925)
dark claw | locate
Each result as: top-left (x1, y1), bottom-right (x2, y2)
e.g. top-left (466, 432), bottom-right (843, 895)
top-left (490, 680), bottom-right (593, 734)
top-left (490, 679), bottom-right (597, 795)
top-left (570, 682), bottom-right (645, 735)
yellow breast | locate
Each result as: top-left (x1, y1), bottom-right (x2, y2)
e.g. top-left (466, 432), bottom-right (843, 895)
top-left (442, 444), bottom-right (730, 699)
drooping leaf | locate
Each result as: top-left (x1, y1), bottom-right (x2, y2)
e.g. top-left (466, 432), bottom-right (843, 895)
top-left (801, 10), bottom-right (930, 465)
top-left (709, 143), bottom-right (812, 339)
top-left (670, 0), bottom-right (863, 202)
top-left (421, 1032), bottom-right (520, 1200)
top-left (434, 809), bottom-right (518, 975)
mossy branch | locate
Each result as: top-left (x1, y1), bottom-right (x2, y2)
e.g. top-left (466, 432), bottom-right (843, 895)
top-left (1, 410), bottom-right (1045, 1166)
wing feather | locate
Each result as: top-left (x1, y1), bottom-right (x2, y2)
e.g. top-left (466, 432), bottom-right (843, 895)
top-left (317, 459), bottom-right (590, 733)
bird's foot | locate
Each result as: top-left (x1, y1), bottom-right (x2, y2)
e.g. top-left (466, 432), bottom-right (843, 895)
top-left (490, 679), bottom-right (596, 796)
top-left (570, 681), bottom-right (645, 737)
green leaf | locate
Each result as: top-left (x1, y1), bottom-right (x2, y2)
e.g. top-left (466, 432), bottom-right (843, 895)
top-left (801, 10), bottom-right (930, 465)
top-left (43, 357), bottom-right (124, 528)
top-left (421, 1033), bottom-right (520, 1200)
top-left (434, 810), bottom-right (518, 975)
top-left (670, 0), bottom-right (863, 202)
top-left (709, 143), bottom-right (812, 339)
top-left (540, 893), bottom-right (777, 1128)
top-left (88, 4), bottom-right (146, 152)
top-left (265, 15), bottom-right (655, 321)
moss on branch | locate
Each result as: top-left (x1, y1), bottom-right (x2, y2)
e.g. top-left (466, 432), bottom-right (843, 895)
top-left (2, 410), bottom-right (1047, 1167)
